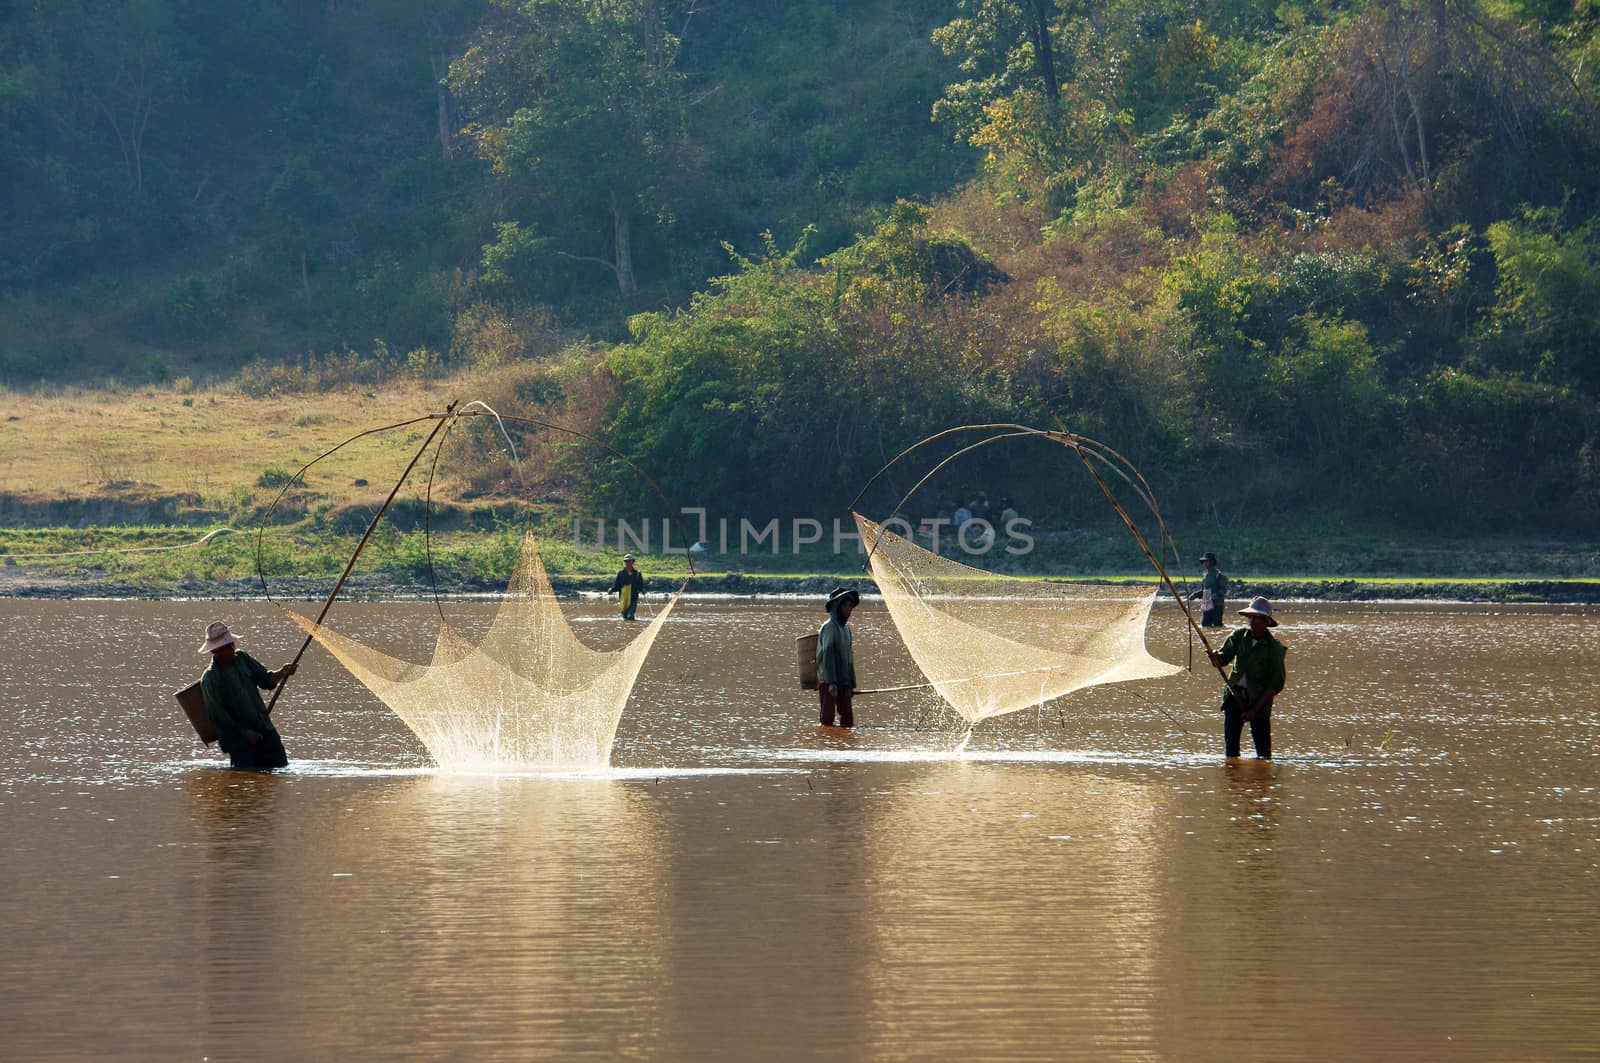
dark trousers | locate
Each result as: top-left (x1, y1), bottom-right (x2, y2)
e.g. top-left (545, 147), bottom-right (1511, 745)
top-left (228, 729), bottom-right (289, 770)
top-left (1222, 694), bottom-right (1270, 758)
top-left (1200, 604), bottom-right (1224, 627)
top-left (819, 685), bottom-right (854, 727)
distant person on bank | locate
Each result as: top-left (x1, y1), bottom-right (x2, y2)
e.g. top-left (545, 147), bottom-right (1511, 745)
top-left (1190, 551), bottom-right (1229, 627)
top-left (1206, 598), bottom-right (1285, 759)
top-left (816, 586), bottom-right (860, 727)
top-left (609, 553), bottom-right (646, 620)
top-left (199, 622), bottom-right (297, 770)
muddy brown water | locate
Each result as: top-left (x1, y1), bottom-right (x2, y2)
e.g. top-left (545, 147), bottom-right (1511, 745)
top-left (1, 597), bottom-right (1598, 1060)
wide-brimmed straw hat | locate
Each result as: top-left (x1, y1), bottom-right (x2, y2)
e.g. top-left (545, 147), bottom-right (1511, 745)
top-left (824, 586), bottom-right (860, 612)
top-left (199, 621), bottom-right (237, 653)
top-left (1238, 597), bottom-right (1277, 627)
top-left (622, 553), bottom-right (636, 562)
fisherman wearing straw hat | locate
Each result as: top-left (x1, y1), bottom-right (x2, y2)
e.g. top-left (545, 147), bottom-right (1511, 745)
top-left (198, 622), bottom-right (298, 770)
top-left (1205, 597), bottom-right (1286, 759)
top-left (608, 554), bottom-right (646, 621)
top-left (816, 587), bottom-right (860, 727)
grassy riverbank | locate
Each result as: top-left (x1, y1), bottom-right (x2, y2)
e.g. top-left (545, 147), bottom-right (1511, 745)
top-left (3, 522), bottom-right (1597, 603)
top-left (0, 376), bottom-right (473, 518)
top-left (3, 375), bottom-right (1597, 602)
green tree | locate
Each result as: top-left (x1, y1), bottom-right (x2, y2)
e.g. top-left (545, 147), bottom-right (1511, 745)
top-left (1, 0), bottom-right (196, 284)
top-left (932, 1), bottom-right (1148, 205)
top-left (1407, 366), bottom-right (1600, 526)
top-left (1269, 315), bottom-right (1388, 465)
top-left (1162, 219), bottom-right (1280, 435)
top-left (1255, 1), bottom-right (1598, 212)
top-left (1481, 205), bottom-right (1600, 387)
top-left (64, 0), bottom-right (185, 196)
top-left (602, 234), bottom-right (836, 510)
top-left (601, 223), bottom-right (1000, 517)
top-left (932, 0), bottom-right (1076, 128)
top-left (266, 156), bottom-right (339, 304)
top-left (452, 0), bottom-right (691, 298)
top-left (478, 220), bottom-right (554, 299)
top-left (0, 8), bottom-right (53, 283)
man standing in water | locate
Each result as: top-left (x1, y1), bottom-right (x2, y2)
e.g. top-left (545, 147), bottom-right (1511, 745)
top-left (816, 586), bottom-right (860, 727)
top-left (1191, 551), bottom-right (1228, 627)
top-left (609, 553), bottom-right (646, 620)
top-left (198, 622), bottom-right (297, 770)
top-left (1206, 597), bottom-right (1285, 759)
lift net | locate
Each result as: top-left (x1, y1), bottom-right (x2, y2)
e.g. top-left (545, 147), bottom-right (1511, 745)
top-left (285, 532), bottom-right (675, 772)
top-left (856, 513), bottom-right (1181, 725)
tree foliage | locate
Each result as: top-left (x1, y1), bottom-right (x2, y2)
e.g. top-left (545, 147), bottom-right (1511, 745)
top-left (451, 0), bottom-right (691, 297)
top-left (0, 1), bottom-right (968, 376)
top-left (4, 0), bottom-right (1600, 533)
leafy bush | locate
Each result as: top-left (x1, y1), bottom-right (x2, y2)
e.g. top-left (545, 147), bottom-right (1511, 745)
top-left (165, 276), bottom-right (218, 336)
top-left (1481, 206), bottom-right (1600, 387)
top-left (256, 465), bottom-right (297, 489)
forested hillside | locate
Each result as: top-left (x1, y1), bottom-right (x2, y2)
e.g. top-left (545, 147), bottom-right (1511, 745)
top-left (5, 1), bottom-right (1600, 535)
top-left (2, 0), bottom-right (967, 378)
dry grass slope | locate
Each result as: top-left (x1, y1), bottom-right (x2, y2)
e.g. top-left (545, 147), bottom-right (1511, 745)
top-left (0, 369), bottom-right (540, 512)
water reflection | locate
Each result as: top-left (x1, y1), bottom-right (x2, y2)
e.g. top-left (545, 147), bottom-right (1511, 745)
top-left (181, 768), bottom-right (674, 1059)
top-left (186, 769), bottom-right (291, 1048)
top-left (4, 599), bottom-right (1600, 1060)
top-left (861, 764), bottom-right (1166, 1060)
top-left (648, 768), bottom-right (874, 1058)
top-left (1222, 758), bottom-right (1282, 876)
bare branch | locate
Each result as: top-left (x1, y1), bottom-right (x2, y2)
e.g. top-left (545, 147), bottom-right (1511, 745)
top-left (554, 249), bottom-right (620, 278)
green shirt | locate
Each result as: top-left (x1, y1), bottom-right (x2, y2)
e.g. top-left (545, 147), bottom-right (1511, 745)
top-left (1215, 627), bottom-right (1286, 694)
top-left (1200, 567), bottom-right (1228, 607)
top-left (816, 615), bottom-right (856, 688)
top-left (201, 651), bottom-right (278, 750)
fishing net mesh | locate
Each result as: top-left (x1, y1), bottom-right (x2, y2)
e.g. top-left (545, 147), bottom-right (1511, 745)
top-left (285, 532), bottom-right (674, 771)
top-left (856, 513), bottom-right (1181, 725)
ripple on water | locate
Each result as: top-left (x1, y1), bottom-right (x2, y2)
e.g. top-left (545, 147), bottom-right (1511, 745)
top-left (3, 598), bottom-right (1599, 1060)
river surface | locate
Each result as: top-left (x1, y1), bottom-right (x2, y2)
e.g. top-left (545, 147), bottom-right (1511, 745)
top-left (1, 597), bottom-right (1598, 1061)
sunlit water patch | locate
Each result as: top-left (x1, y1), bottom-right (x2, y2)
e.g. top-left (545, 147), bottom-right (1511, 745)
top-left (2, 598), bottom-right (1599, 1060)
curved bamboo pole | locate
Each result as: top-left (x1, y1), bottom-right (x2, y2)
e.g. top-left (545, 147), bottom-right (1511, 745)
top-left (420, 405), bottom-right (462, 625)
top-left (1050, 431), bottom-right (1223, 668)
top-left (254, 401), bottom-right (698, 714)
top-left (851, 420), bottom-right (1235, 695)
top-left (858, 428), bottom-right (1039, 566)
top-left (263, 401), bottom-right (459, 716)
top-left (255, 412), bottom-right (438, 594)
top-left (412, 405), bottom-right (698, 621)
top-left (846, 422), bottom-right (1040, 515)
top-left (451, 408), bottom-right (699, 585)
